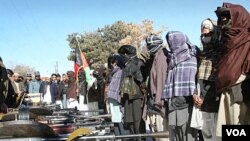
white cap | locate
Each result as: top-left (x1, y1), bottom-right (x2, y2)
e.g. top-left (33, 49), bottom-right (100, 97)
top-left (201, 19), bottom-right (214, 31)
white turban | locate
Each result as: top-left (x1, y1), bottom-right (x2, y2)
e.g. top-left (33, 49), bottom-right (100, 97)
top-left (201, 19), bottom-right (214, 31)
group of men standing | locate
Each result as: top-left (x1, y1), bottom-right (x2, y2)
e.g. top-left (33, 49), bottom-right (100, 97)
top-left (104, 2), bottom-right (250, 141)
top-left (0, 63), bottom-right (87, 111)
top-left (0, 2), bottom-right (249, 141)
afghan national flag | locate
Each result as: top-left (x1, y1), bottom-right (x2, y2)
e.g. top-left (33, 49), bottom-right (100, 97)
top-left (74, 48), bottom-right (91, 83)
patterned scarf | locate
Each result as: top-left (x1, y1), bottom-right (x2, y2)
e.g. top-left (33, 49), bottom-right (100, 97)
top-left (107, 66), bottom-right (123, 103)
top-left (162, 31), bottom-right (198, 99)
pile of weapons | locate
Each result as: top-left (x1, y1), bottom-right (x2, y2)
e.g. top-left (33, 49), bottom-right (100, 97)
top-left (0, 105), bottom-right (169, 140)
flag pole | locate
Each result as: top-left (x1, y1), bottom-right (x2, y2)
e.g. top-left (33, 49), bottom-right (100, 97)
top-left (75, 36), bottom-right (84, 82)
top-left (75, 36), bottom-right (82, 99)
top-left (75, 35), bottom-right (88, 108)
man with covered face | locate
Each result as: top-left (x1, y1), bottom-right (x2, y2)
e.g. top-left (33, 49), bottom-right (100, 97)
top-left (118, 44), bottom-right (144, 141)
top-left (162, 31), bottom-right (199, 141)
top-left (214, 2), bottom-right (250, 137)
top-left (193, 18), bottom-right (222, 141)
top-left (138, 34), bottom-right (169, 141)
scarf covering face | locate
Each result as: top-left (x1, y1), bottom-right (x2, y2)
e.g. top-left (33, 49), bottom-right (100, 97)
top-left (146, 34), bottom-right (163, 55)
top-left (162, 31), bottom-right (198, 99)
top-left (166, 31), bottom-right (197, 70)
top-left (215, 3), bottom-right (250, 92)
top-left (198, 18), bottom-right (222, 81)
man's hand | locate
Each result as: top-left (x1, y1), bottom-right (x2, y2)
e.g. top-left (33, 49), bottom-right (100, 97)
top-left (193, 95), bottom-right (203, 108)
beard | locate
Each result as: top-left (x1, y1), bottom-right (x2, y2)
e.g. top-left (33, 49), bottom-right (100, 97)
top-left (45, 81), bottom-right (51, 85)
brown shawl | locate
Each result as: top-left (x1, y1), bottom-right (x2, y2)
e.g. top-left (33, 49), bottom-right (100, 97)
top-left (0, 60), bottom-right (9, 105)
top-left (215, 3), bottom-right (250, 92)
top-left (66, 71), bottom-right (78, 99)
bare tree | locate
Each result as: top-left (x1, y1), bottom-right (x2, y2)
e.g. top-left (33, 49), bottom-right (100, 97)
top-left (13, 64), bottom-right (35, 76)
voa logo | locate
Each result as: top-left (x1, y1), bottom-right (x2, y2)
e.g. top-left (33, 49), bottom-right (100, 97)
top-left (226, 129), bottom-right (246, 136)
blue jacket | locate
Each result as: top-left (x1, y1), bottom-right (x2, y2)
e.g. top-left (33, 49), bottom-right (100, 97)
top-left (39, 82), bottom-right (57, 103)
top-left (28, 79), bottom-right (42, 93)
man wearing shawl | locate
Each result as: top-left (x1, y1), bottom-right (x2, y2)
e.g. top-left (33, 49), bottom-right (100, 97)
top-left (162, 31), bottom-right (199, 141)
top-left (118, 45), bottom-right (145, 141)
top-left (0, 57), bottom-right (9, 113)
top-left (194, 18), bottom-right (222, 141)
top-left (139, 34), bottom-right (169, 141)
top-left (106, 54), bottom-right (125, 136)
top-left (214, 2), bottom-right (250, 137)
